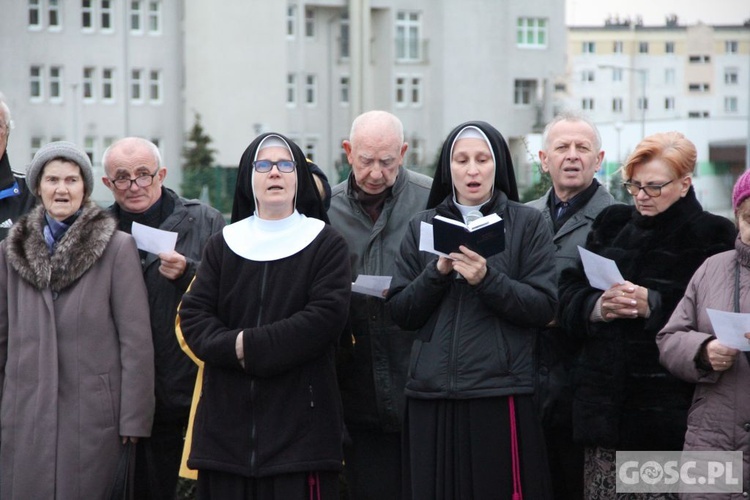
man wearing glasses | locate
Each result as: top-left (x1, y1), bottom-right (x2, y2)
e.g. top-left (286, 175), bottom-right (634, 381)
top-left (0, 100), bottom-right (35, 240)
top-left (102, 137), bottom-right (225, 500)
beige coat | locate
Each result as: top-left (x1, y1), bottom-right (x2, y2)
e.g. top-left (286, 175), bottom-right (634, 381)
top-left (658, 247), bottom-right (750, 499)
top-left (0, 205), bottom-right (155, 499)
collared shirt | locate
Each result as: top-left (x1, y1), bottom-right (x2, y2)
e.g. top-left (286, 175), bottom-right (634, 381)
top-left (550, 179), bottom-right (601, 232)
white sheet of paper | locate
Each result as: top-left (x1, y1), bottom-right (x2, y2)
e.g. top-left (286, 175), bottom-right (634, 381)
top-left (706, 308), bottom-right (750, 351)
top-left (131, 222), bottom-right (178, 255)
top-left (419, 221), bottom-right (452, 259)
top-left (577, 245), bottom-right (625, 291)
top-left (352, 275), bottom-right (392, 299)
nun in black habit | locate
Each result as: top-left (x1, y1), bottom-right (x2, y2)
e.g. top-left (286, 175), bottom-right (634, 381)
top-left (178, 133), bottom-right (351, 500)
top-left (388, 121), bottom-right (557, 499)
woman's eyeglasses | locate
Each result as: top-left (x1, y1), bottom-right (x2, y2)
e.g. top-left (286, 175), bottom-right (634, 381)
top-left (622, 179), bottom-right (674, 198)
top-left (252, 160), bottom-right (296, 173)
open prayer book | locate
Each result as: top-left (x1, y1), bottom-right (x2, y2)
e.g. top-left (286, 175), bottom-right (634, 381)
top-left (432, 213), bottom-right (504, 258)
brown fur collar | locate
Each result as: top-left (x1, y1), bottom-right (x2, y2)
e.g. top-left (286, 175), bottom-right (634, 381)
top-left (5, 204), bottom-right (117, 291)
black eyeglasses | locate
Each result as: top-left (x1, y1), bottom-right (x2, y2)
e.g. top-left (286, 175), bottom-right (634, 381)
top-left (252, 160), bottom-right (296, 173)
top-left (110, 169), bottom-right (159, 191)
top-left (622, 179), bottom-right (674, 198)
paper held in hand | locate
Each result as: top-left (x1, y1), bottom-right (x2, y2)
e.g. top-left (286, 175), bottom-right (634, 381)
top-left (706, 308), bottom-right (750, 351)
top-left (430, 213), bottom-right (505, 258)
top-left (577, 246), bottom-right (625, 290)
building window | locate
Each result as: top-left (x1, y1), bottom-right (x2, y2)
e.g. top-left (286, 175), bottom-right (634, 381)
top-left (286, 73), bottom-right (296, 106)
top-left (101, 0), bottom-right (113, 31)
top-left (30, 65), bottom-right (43, 100)
top-left (395, 77), bottom-right (406, 106)
top-left (339, 10), bottom-right (349, 59)
top-left (102, 68), bottom-right (114, 101)
top-left (612, 67), bottom-right (623, 82)
top-left (305, 141), bottom-right (317, 163)
top-left (514, 79), bottom-right (536, 105)
top-left (130, 1), bottom-right (142, 33)
top-left (689, 55), bottom-right (710, 63)
top-left (637, 97), bottom-right (648, 110)
top-left (304, 7), bottom-right (315, 38)
top-left (82, 0), bottom-right (94, 29)
top-left (411, 77), bottom-right (422, 105)
top-left (305, 74), bottom-right (317, 106)
top-left (688, 111), bottom-right (710, 118)
top-left (688, 83), bottom-right (710, 92)
top-left (149, 70), bottom-right (161, 103)
top-left (581, 70), bottom-right (595, 82)
top-left (516, 17), bottom-right (547, 48)
top-left (396, 11), bottom-right (421, 60)
top-left (31, 137), bottom-right (44, 159)
top-left (286, 5), bottom-right (296, 38)
top-left (726, 40), bottom-right (738, 54)
top-left (581, 98), bottom-right (594, 110)
top-left (148, 1), bottom-right (160, 33)
top-left (29, 0), bottom-right (42, 29)
top-left (725, 68), bottom-right (738, 85)
top-left (612, 98), bottom-right (623, 113)
top-left (130, 69), bottom-right (143, 102)
top-left (613, 41), bottom-right (623, 53)
top-left (665, 97), bottom-right (675, 110)
top-left (340, 76), bottom-right (350, 105)
top-left (48, 0), bottom-right (61, 29)
top-left (665, 41), bottom-right (674, 53)
top-left (582, 41), bottom-right (595, 54)
top-left (49, 66), bottom-right (62, 101)
top-left (83, 67), bottom-right (95, 101)
top-left (665, 68), bottom-right (676, 84)
top-left (84, 136), bottom-right (96, 165)
top-left (638, 41), bottom-right (649, 54)
top-left (725, 97), bottom-right (738, 113)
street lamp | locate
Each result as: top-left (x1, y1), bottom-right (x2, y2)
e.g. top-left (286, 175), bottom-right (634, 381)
top-left (598, 64), bottom-right (647, 139)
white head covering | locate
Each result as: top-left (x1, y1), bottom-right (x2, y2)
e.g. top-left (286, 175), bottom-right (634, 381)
top-left (449, 126), bottom-right (496, 207)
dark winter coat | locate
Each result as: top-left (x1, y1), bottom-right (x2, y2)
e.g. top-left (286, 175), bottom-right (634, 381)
top-left (0, 204), bottom-right (155, 499)
top-left (329, 168), bottom-right (432, 432)
top-left (178, 225), bottom-right (351, 477)
top-left (0, 152), bottom-right (35, 241)
top-left (388, 191), bottom-right (557, 399)
top-left (111, 188), bottom-right (225, 423)
top-left (559, 188), bottom-right (736, 450)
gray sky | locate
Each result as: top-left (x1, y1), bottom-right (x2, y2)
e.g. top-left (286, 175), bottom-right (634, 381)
top-left (566, 0), bottom-right (750, 26)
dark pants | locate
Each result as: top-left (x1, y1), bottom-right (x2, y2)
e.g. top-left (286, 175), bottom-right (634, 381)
top-left (343, 428), bottom-right (402, 500)
top-left (544, 425), bottom-right (584, 500)
top-left (134, 420), bottom-right (186, 500)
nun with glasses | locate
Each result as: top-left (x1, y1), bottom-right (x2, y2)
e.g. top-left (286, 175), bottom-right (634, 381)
top-left (387, 122), bottom-right (557, 499)
top-left (178, 133), bottom-right (351, 499)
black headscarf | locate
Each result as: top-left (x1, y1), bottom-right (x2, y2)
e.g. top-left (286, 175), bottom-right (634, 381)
top-left (426, 121), bottom-right (519, 210)
top-left (230, 132), bottom-right (328, 224)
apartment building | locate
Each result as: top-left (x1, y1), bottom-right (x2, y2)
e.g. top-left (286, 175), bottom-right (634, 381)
top-left (558, 17), bottom-right (750, 213)
top-left (184, 0), bottom-right (566, 187)
top-left (0, 0), bottom-right (184, 204)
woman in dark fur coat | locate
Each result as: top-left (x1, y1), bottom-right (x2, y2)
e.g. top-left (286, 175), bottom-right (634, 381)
top-left (559, 132), bottom-right (736, 499)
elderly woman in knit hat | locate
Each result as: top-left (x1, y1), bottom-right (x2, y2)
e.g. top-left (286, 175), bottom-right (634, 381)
top-left (0, 141), bottom-right (155, 499)
top-left (178, 133), bottom-right (350, 499)
top-left (657, 171), bottom-right (750, 498)
top-left (387, 121), bottom-right (557, 499)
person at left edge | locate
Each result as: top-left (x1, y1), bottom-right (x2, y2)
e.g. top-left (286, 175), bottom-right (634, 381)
top-left (0, 141), bottom-right (155, 499)
top-left (0, 100), bottom-right (35, 240)
top-left (178, 133), bottom-right (351, 499)
top-left (102, 137), bottom-right (226, 500)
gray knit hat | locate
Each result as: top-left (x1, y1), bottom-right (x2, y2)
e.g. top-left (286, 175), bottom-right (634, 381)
top-left (27, 141), bottom-right (94, 200)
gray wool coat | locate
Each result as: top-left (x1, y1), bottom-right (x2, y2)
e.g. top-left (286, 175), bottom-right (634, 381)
top-left (0, 204), bottom-right (155, 499)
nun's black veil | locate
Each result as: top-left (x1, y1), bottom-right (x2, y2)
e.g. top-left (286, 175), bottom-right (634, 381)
top-left (425, 121), bottom-right (519, 211)
top-left (230, 132), bottom-right (329, 224)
